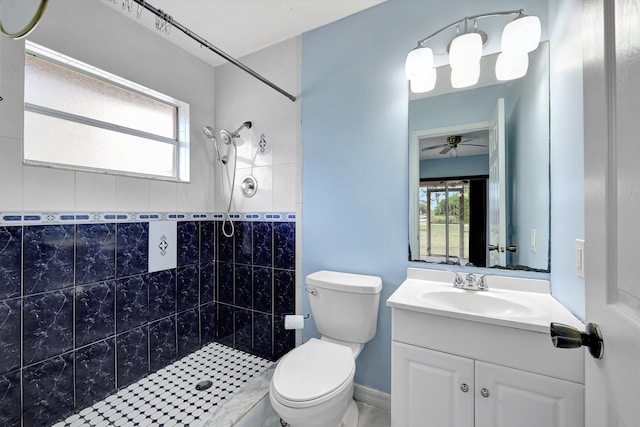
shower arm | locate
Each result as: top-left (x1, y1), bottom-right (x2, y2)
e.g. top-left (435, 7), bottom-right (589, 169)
top-left (131, 0), bottom-right (297, 102)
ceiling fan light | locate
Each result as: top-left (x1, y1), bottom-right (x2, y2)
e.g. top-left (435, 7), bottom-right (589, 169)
top-left (451, 62), bottom-right (480, 88)
top-left (495, 51), bottom-right (529, 81)
top-left (410, 68), bottom-right (437, 93)
top-left (501, 14), bottom-right (541, 53)
top-left (449, 32), bottom-right (483, 67)
top-left (405, 47), bottom-right (434, 80)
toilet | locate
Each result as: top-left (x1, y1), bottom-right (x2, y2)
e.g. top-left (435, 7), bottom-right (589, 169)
top-left (269, 270), bottom-right (382, 427)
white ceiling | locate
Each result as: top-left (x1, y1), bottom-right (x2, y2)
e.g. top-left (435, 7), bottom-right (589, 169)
top-left (110, 0), bottom-right (385, 67)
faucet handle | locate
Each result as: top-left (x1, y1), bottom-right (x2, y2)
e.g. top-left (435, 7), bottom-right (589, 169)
top-left (464, 273), bottom-right (477, 287)
top-left (453, 272), bottom-right (464, 287)
top-left (477, 274), bottom-right (493, 290)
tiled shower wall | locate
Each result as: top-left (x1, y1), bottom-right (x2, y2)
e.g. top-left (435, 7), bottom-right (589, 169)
top-left (0, 218), bottom-right (295, 426)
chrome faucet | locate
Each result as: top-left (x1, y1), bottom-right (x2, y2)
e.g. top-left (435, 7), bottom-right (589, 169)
top-left (453, 272), bottom-right (491, 291)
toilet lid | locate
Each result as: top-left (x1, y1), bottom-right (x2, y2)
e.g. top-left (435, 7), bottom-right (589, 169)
top-left (273, 338), bottom-right (355, 402)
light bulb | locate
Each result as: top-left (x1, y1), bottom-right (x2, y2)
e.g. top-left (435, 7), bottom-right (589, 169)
top-left (449, 32), bottom-right (483, 67)
top-left (495, 51), bottom-right (529, 80)
top-left (410, 68), bottom-right (437, 93)
top-left (501, 15), bottom-right (541, 53)
top-left (405, 47), bottom-right (434, 80)
top-left (451, 62), bottom-right (480, 88)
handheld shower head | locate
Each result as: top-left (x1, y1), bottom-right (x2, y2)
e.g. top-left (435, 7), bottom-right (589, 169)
top-left (219, 129), bottom-right (235, 145)
top-left (203, 125), bottom-right (224, 162)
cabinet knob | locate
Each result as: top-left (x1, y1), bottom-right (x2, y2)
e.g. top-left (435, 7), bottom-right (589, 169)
top-left (480, 388), bottom-right (490, 398)
top-left (460, 383), bottom-right (469, 393)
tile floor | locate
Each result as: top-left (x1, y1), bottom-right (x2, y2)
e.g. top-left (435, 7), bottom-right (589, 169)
top-left (54, 343), bottom-right (271, 427)
top-left (355, 402), bottom-right (391, 427)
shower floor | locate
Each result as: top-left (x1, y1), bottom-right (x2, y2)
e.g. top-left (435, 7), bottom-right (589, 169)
top-left (54, 343), bottom-right (272, 427)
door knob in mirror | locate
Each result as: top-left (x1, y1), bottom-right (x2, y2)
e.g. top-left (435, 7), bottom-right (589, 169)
top-left (550, 322), bottom-right (604, 359)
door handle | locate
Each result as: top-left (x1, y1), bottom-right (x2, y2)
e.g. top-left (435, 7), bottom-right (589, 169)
top-left (550, 322), bottom-right (604, 359)
top-left (488, 244), bottom-right (499, 251)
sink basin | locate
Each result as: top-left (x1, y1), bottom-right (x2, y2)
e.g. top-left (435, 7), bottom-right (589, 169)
top-left (420, 290), bottom-right (534, 317)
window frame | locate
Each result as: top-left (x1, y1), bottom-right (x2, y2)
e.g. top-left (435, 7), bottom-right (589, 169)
top-left (23, 41), bottom-right (190, 182)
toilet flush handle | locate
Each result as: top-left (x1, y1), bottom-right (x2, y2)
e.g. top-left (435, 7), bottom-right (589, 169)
top-left (305, 288), bottom-right (317, 296)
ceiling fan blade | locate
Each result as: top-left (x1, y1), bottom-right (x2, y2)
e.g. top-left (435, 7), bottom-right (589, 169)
top-left (440, 146), bottom-right (453, 155)
top-left (421, 144), bottom-right (447, 151)
top-left (462, 143), bottom-right (489, 148)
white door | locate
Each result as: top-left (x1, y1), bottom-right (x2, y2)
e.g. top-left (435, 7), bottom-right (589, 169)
top-left (583, 0), bottom-right (640, 425)
top-left (488, 98), bottom-right (506, 266)
top-left (391, 342), bottom-right (473, 427)
top-left (474, 361), bottom-right (584, 427)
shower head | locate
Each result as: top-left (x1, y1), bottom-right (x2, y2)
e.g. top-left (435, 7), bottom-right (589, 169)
top-left (203, 125), bottom-right (224, 162)
top-left (234, 121), bottom-right (252, 134)
top-left (219, 129), bottom-right (235, 146)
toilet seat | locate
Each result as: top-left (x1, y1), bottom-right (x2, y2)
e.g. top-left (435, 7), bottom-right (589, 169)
top-left (271, 338), bottom-right (355, 408)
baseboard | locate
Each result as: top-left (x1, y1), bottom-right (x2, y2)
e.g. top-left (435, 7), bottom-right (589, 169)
top-left (354, 383), bottom-right (391, 412)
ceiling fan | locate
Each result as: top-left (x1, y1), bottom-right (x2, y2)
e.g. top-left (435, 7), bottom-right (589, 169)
top-left (421, 135), bottom-right (488, 156)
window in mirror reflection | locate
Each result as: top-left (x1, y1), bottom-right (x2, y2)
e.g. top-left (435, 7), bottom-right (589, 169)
top-left (418, 178), bottom-right (487, 267)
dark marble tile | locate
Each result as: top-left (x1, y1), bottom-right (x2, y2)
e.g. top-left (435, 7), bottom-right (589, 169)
top-left (149, 317), bottom-right (176, 372)
top-left (116, 276), bottom-right (148, 333)
top-left (274, 222), bottom-right (295, 270)
top-left (23, 225), bottom-right (75, 295)
top-left (235, 265), bottom-right (252, 309)
top-left (0, 370), bottom-right (20, 426)
top-left (218, 262), bottom-right (234, 305)
top-left (217, 303), bottom-right (234, 347)
top-left (199, 221), bottom-right (216, 262)
top-left (0, 298), bottom-right (20, 375)
top-left (75, 281), bottom-right (115, 347)
top-left (217, 223), bottom-right (234, 263)
top-left (253, 267), bottom-right (272, 314)
top-left (116, 327), bottom-right (149, 388)
top-left (274, 315), bottom-right (295, 360)
top-left (200, 302), bottom-right (216, 345)
top-left (274, 269), bottom-right (295, 315)
top-left (116, 222), bottom-right (148, 278)
top-left (0, 226), bottom-right (21, 300)
top-left (253, 312), bottom-right (272, 360)
top-left (177, 265), bottom-right (199, 312)
top-left (177, 308), bottom-right (199, 358)
top-left (148, 269), bottom-right (176, 321)
top-left (200, 262), bottom-right (215, 304)
top-left (234, 222), bottom-right (253, 265)
top-left (76, 223), bottom-right (116, 285)
top-left (23, 289), bottom-right (73, 365)
top-left (252, 222), bottom-right (273, 267)
top-left (234, 308), bottom-right (252, 353)
top-left (23, 353), bottom-right (74, 426)
top-left (177, 221), bottom-right (199, 266)
top-left (75, 339), bottom-right (115, 409)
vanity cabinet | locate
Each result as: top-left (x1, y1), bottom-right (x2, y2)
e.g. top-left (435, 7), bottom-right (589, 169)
top-left (392, 342), bottom-right (584, 427)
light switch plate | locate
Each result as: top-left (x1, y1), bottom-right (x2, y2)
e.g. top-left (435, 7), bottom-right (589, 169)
top-left (149, 221), bottom-right (177, 273)
top-left (575, 239), bottom-right (585, 278)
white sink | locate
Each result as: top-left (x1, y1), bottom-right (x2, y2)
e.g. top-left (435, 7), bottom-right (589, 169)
top-left (422, 289), bottom-right (534, 318)
top-left (388, 268), bottom-right (584, 333)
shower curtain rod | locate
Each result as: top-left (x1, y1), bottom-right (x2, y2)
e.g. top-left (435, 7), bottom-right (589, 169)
top-left (132, 0), bottom-right (297, 102)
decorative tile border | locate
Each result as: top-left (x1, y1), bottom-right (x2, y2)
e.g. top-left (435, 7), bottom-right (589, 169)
top-left (0, 212), bottom-right (296, 225)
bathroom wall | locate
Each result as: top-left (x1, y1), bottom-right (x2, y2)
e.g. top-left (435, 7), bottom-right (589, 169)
top-left (300, 0), bottom-right (565, 395)
top-left (548, 0), bottom-right (585, 319)
top-left (0, 0), bottom-right (217, 212)
top-left (0, 216), bottom-right (295, 425)
top-left (420, 155), bottom-right (489, 180)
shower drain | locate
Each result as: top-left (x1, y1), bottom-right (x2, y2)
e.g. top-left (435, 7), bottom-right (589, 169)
top-left (195, 380), bottom-right (213, 391)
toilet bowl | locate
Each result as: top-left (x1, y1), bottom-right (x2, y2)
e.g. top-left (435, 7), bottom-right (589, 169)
top-left (269, 339), bottom-right (356, 427)
top-left (269, 270), bottom-right (383, 427)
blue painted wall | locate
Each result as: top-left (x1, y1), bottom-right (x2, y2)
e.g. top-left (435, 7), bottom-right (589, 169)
top-left (420, 155), bottom-right (489, 179)
top-left (301, 0), bottom-right (554, 393)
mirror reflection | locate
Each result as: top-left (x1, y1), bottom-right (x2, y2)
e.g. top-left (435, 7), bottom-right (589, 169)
top-left (409, 42), bottom-right (549, 272)
top-left (0, 0), bottom-right (49, 39)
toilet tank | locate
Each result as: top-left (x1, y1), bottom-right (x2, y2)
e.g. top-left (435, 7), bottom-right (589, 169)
top-left (306, 270), bottom-right (382, 344)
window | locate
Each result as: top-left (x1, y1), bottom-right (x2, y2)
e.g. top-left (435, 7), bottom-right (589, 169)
top-left (24, 42), bottom-right (189, 181)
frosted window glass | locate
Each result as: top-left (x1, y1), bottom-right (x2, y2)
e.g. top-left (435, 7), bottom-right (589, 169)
top-left (25, 55), bottom-right (177, 139)
top-left (24, 111), bottom-right (176, 178)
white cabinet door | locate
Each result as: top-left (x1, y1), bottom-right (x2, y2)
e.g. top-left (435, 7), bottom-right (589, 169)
top-left (474, 361), bottom-right (584, 427)
top-left (391, 342), bottom-right (473, 427)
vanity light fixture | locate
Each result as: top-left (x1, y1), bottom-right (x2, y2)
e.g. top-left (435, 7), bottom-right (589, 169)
top-left (405, 10), bottom-right (541, 93)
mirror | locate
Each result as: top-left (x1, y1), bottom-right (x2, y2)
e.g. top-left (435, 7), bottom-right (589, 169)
top-left (0, 0), bottom-right (49, 39)
top-left (409, 42), bottom-right (549, 272)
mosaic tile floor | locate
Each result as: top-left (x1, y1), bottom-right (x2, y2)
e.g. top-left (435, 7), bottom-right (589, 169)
top-left (53, 343), bottom-right (271, 427)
